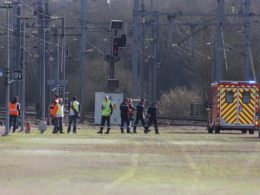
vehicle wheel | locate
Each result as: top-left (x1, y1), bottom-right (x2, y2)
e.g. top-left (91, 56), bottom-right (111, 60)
top-left (242, 130), bottom-right (247, 134)
top-left (214, 126), bottom-right (220, 134)
top-left (249, 130), bottom-right (254, 134)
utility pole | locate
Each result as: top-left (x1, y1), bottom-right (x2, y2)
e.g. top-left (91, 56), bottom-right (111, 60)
top-left (36, 1), bottom-right (44, 119)
top-left (148, 13), bottom-right (158, 104)
top-left (61, 16), bottom-right (66, 99)
top-left (80, 0), bottom-right (88, 116)
top-left (16, 1), bottom-right (21, 100)
top-left (21, 21), bottom-right (25, 131)
top-left (140, 0), bottom-right (145, 98)
top-left (131, 0), bottom-right (140, 98)
top-left (215, 0), bottom-right (225, 82)
top-left (243, 0), bottom-right (251, 81)
top-left (3, 2), bottom-right (12, 135)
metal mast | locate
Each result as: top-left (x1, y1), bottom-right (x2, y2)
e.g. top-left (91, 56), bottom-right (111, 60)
top-left (131, 0), bottom-right (140, 98)
top-left (243, 0), bottom-right (251, 81)
top-left (215, 0), bottom-right (225, 82)
top-left (80, 0), bottom-right (88, 115)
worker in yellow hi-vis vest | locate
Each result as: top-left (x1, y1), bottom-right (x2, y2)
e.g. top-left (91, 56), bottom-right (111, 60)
top-left (97, 96), bottom-right (113, 134)
top-left (67, 96), bottom-right (80, 134)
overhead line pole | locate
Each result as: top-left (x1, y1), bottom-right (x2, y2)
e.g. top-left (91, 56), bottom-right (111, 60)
top-left (5, 4), bottom-right (11, 135)
top-left (243, 0), bottom-right (251, 81)
top-left (21, 21), bottom-right (25, 131)
top-left (80, 0), bottom-right (88, 117)
top-left (131, 0), bottom-right (140, 98)
top-left (215, 0), bottom-right (224, 82)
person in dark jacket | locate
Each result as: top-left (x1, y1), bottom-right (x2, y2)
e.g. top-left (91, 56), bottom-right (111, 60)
top-left (145, 101), bottom-right (159, 134)
top-left (133, 98), bottom-right (146, 133)
top-left (120, 98), bottom-right (131, 134)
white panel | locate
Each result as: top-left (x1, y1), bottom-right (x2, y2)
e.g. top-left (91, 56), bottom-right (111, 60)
top-left (95, 92), bottom-right (123, 125)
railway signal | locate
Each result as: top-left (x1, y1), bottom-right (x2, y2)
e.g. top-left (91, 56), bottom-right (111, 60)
top-left (112, 37), bottom-right (120, 58)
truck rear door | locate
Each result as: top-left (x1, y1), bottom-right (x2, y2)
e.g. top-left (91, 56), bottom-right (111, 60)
top-left (237, 87), bottom-right (256, 126)
top-left (220, 86), bottom-right (257, 127)
top-left (219, 87), bottom-right (238, 126)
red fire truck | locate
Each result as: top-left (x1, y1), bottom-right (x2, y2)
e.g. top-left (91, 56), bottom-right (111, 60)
top-left (207, 81), bottom-right (260, 134)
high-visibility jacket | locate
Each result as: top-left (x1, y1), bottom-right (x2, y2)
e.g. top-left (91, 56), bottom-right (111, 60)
top-left (51, 103), bottom-right (58, 117)
top-left (49, 98), bottom-right (59, 117)
top-left (69, 100), bottom-right (80, 116)
top-left (49, 102), bottom-right (55, 116)
top-left (55, 103), bottom-right (64, 118)
top-left (102, 100), bottom-right (112, 117)
top-left (9, 102), bottom-right (19, 116)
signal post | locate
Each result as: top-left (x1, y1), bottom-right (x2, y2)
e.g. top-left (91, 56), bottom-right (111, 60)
top-left (105, 20), bottom-right (127, 91)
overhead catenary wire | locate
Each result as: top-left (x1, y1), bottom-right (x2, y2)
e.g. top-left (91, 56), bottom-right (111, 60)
top-left (249, 47), bottom-right (256, 81)
top-left (220, 25), bottom-right (229, 71)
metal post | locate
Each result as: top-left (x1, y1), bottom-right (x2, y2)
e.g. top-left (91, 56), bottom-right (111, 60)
top-left (4, 4), bottom-right (11, 135)
top-left (131, 0), bottom-right (140, 98)
top-left (57, 28), bottom-right (60, 85)
top-left (16, 2), bottom-right (21, 100)
top-left (215, 0), bottom-right (224, 82)
top-left (21, 22), bottom-right (25, 130)
top-left (61, 16), bottom-right (66, 99)
top-left (152, 13), bottom-right (158, 102)
top-left (140, 0), bottom-right (145, 98)
top-left (243, 0), bottom-right (251, 81)
top-left (148, 13), bottom-right (158, 104)
top-left (80, 0), bottom-right (88, 115)
top-left (37, 1), bottom-right (43, 119)
top-left (42, 26), bottom-right (46, 121)
top-left (109, 60), bottom-right (115, 79)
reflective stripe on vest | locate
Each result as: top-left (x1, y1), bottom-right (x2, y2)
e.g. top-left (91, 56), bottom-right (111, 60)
top-left (55, 104), bottom-right (64, 117)
top-left (102, 100), bottom-right (111, 116)
top-left (9, 103), bottom-right (19, 116)
top-left (69, 101), bottom-right (79, 116)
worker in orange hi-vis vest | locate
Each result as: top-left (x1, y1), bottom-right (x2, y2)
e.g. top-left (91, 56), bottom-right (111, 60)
top-left (9, 96), bottom-right (21, 133)
top-left (49, 94), bottom-right (59, 125)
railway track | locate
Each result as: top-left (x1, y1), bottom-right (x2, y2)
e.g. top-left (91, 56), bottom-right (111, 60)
top-left (158, 116), bottom-right (207, 126)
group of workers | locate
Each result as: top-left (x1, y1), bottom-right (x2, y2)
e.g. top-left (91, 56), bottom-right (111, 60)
top-left (4, 95), bottom-right (159, 135)
top-left (49, 95), bottom-right (80, 134)
top-left (97, 96), bottom-right (159, 134)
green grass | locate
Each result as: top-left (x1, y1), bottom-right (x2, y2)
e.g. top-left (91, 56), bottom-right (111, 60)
top-left (0, 126), bottom-right (260, 195)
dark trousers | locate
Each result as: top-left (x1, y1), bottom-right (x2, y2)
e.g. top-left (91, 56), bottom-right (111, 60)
top-left (67, 115), bottom-right (78, 133)
top-left (100, 116), bottom-right (110, 128)
top-left (121, 116), bottom-right (130, 133)
top-left (146, 116), bottom-right (159, 133)
top-left (9, 115), bottom-right (18, 133)
top-left (134, 115), bottom-right (145, 127)
top-left (53, 117), bottom-right (63, 133)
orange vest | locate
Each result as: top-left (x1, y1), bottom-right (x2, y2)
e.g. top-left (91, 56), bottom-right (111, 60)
top-left (9, 103), bottom-right (19, 116)
top-left (49, 102), bottom-right (55, 116)
top-left (51, 104), bottom-right (58, 117)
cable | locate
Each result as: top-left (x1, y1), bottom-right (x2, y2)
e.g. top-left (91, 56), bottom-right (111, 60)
top-left (220, 25), bottom-right (229, 71)
top-left (249, 47), bottom-right (256, 81)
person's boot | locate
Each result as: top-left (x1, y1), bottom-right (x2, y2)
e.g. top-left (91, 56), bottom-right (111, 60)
top-left (144, 127), bottom-right (151, 134)
top-left (120, 128), bottom-right (124, 134)
top-left (127, 127), bottom-right (132, 134)
top-left (155, 128), bottom-right (160, 134)
top-left (133, 126), bottom-right (137, 133)
top-left (97, 127), bottom-right (103, 134)
top-left (104, 128), bottom-right (110, 134)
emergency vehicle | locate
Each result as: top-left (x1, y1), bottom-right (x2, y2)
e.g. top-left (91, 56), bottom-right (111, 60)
top-left (207, 81), bottom-right (260, 134)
